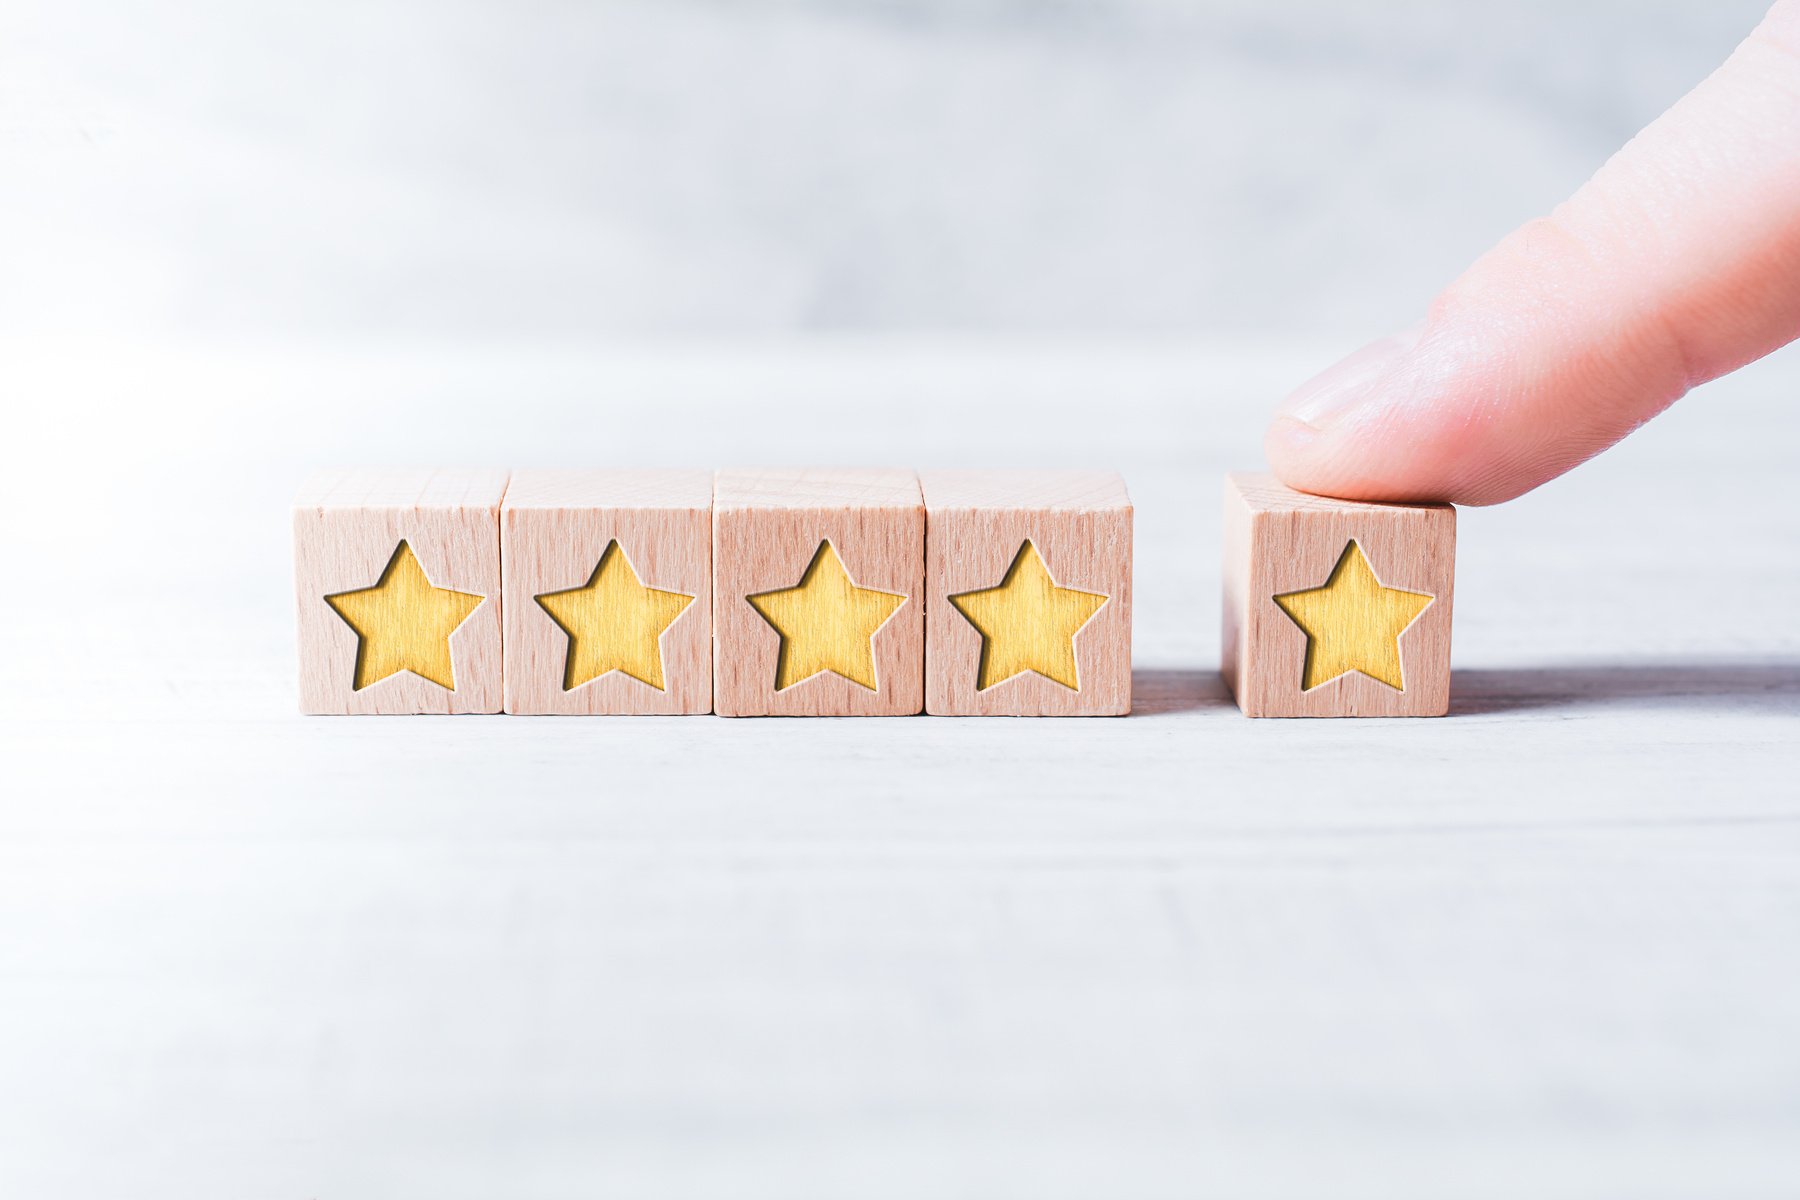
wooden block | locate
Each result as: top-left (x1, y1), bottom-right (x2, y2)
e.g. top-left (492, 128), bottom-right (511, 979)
top-left (1222, 471), bottom-right (1455, 718)
top-left (713, 468), bottom-right (924, 717)
top-left (920, 470), bottom-right (1132, 716)
top-left (501, 469), bottom-right (712, 715)
top-left (294, 469), bottom-right (508, 714)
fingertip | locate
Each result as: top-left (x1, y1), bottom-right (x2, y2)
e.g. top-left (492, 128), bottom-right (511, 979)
top-left (1262, 412), bottom-right (1412, 504)
top-left (1264, 322), bottom-right (1592, 508)
top-left (1262, 413), bottom-right (1329, 490)
top-left (1265, 400), bottom-right (1487, 507)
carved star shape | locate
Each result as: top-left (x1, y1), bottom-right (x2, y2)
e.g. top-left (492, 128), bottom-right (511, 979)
top-left (325, 540), bottom-right (485, 692)
top-left (535, 540), bottom-right (695, 692)
top-left (747, 540), bottom-right (906, 692)
top-left (1274, 540), bottom-right (1433, 692)
top-left (949, 540), bottom-right (1108, 692)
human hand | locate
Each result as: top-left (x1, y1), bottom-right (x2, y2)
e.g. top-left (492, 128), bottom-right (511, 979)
top-left (1266, 0), bottom-right (1800, 506)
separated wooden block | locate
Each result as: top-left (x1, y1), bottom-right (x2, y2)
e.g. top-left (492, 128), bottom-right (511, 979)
top-left (921, 470), bottom-right (1132, 716)
top-left (501, 469), bottom-right (712, 715)
top-left (294, 468), bottom-right (508, 714)
top-left (1222, 471), bottom-right (1455, 718)
top-left (713, 468), bottom-right (924, 717)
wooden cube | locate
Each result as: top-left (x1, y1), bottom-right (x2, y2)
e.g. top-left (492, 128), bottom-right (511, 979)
top-left (713, 468), bottom-right (924, 717)
top-left (921, 470), bottom-right (1132, 716)
top-left (501, 469), bottom-right (712, 715)
top-left (293, 468), bottom-right (508, 714)
top-left (1222, 471), bottom-right (1455, 718)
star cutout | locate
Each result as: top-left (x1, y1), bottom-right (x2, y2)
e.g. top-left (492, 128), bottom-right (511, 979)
top-left (324, 540), bottom-right (485, 692)
top-left (1273, 540), bottom-right (1433, 692)
top-left (948, 540), bottom-right (1109, 692)
top-left (535, 540), bottom-right (695, 692)
top-left (747, 540), bottom-right (906, 692)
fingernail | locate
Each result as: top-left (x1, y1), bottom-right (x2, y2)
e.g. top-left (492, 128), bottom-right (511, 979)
top-left (1279, 321), bottom-right (1426, 428)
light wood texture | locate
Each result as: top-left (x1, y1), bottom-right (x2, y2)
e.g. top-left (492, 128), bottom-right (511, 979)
top-left (502, 469), bottom-right (713, 715)
top-left (1223, 471), bottom-right (1454, 717)
top-left (293, 468), bottom-right (507, 714)
top-left (921, 470), bottom-right (1133, 716)
top-left (713, 468), bottom-right (924, 716)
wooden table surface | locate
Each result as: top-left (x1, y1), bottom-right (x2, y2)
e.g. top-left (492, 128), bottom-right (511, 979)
top-left (3, 338), bottom-right (1797, 1198)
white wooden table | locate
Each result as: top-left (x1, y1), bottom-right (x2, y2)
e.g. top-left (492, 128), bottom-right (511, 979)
top-left (3, 338), bottom-right (1796, 1199)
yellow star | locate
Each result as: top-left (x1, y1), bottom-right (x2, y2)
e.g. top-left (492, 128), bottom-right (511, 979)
top-left (747, 540), bottom-right (907, 691)
top-left (535, 540), bottom-right (695, 692)
top-left (324, 540), bottom-right (485, 692)
top-left (948, 540), bottom-right (1109, 692)
top-left (1274, 540), bottom-right (1434, 692)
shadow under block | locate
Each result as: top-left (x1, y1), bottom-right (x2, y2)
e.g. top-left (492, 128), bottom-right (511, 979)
top-left (921, 470), bottom-right (1132, 716)
top-left (1222, 472), bottom-right (1455, 718)
top-left (713, 468), bottom-right (925, 717)
top-left (501, 469), bottom-right (712, 715)
top-left (294, 468), bottom-right (508, 714)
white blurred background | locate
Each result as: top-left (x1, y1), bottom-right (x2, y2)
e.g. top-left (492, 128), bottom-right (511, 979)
top-left (6, 5), bottom-right (1800, 1199)
top-left (2, 0), bottom-right (1773, 341)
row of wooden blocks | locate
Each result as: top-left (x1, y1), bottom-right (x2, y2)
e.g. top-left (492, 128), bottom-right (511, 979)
top-left (294, 468), bottom-right (1456, 718)
top-left (295, 468), bottom-right (1135, 716)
